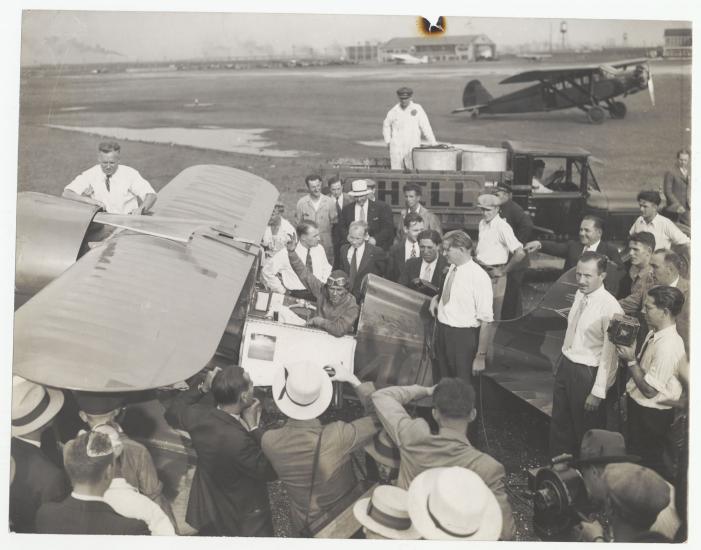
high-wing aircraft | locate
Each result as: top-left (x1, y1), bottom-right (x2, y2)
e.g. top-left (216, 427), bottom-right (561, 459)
top-left (390, 53), bottom-right (429, 64)
top-left (516, 53), bottom-right (553, 62)
top-left (452, 58), bottom-right (655, 124)
top-left (13, 165), bottom-right (278, 391)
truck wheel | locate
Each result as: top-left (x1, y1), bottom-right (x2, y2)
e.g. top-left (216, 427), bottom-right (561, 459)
top-left (586, 106), bottom-right (605, 124)
top-left (609, 101), bottom-right (627, 119)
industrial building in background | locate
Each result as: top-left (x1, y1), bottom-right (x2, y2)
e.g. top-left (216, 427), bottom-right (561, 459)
top-left (664, 28), bottom-right (692, 58)
top-left (378, 34), bottom-right (496, 63)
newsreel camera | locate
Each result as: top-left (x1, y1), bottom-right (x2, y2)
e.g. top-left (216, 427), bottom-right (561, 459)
top-left (527, 454), bottom-right (591, 540)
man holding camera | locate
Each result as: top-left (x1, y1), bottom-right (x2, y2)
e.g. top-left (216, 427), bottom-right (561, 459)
top-left (549, 252), bottom-right (623, 458)
top-left (615, 286), bottom-right (686, 480)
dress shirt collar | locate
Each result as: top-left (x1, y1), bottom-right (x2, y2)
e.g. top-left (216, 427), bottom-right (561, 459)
top-left (671, 276), bottom-right (679, 288)
top-left (579, 283), bottom-right (607, 302)
top-left (349, 242), bottom-right (366, 257)
top-left (585, 239), bottom-right (601, 252)
top-left (650, 323), bottom-right (678, 342)
top-left (71, 492), bottom-right (106, 503)
top-left (14, 436), bottom-right (41, 448)
top-left (421, 258), bottom-right (438, 269)
top-left (109, 478), bottom-right (137, 491)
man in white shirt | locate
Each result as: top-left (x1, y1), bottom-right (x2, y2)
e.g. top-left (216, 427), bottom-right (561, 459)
top-left (296, 174), bottom-right (337, 263)
top-left (629, 191), bottom-right (690, 252)
top-left (532, 159), bottom-right (555, 194)
top-left (549, 252), bottom-right (623, 458)
top-left (382, 87), bottom-right (437, 170)
top-left (475, 193), bottom-right (526, 323)
top-left (261, 220), bottom-right (331, 299)
top-left (615, 286), bottom-right (686, 479)
top-left (63, 140), bottom-right (157, 215)
top-left (429, 230), bottom-right (493, 384)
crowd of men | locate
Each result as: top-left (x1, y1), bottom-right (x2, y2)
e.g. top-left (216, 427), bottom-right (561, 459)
top-left (11, 127), bottom-right (691, 540)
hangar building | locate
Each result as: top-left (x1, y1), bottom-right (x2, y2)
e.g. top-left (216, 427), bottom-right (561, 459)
top-left (664, 28), bottom-right (692, 58)
top-left (378, 34), bottom-right (496, 63)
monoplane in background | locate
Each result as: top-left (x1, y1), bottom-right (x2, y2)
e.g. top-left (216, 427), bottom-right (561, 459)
top-left (452, 58), bottom-right (655, 124)
top-left (390, 53), bottom-right (429, 64)
top-left (516, 53), bottom-right (553, 62)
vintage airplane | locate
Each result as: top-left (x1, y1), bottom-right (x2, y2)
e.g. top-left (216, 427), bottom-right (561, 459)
top-left (390, 53), bottom-right (429, 65)
top-left (516, 53), bottom-right (553, 62)
top-left (452, 58), bottom-right (655, 124)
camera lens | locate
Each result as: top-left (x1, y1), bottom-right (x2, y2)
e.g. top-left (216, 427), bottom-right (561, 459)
top-left (534, 482), bottom-right (560, 511)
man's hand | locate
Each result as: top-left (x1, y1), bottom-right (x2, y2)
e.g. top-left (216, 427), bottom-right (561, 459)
top-left (584, 394), bottom-right (602, 411)
top-left (327, 364), bottom-right (360, 386)
top-left (524, 241), bottom-right (542, 253)
top-left (200, 366), bottom-right (222, 393)
top-left (286, 232), bottom-right (298, 253)
top-left (368, 236), bottom-right (377, 246)
top-left (429, 295), bottom-right (439, 317)
top-left (472, 354), bottom-right (486, 376)
top-left (306, 316), bottom-right (324, 328)
top-left (129, 206), bottom-right (144, 215)
top-left (675, 205), bottom-right (686, 214)
top-left (616, 344), bottom-right (636, 363)
top-left (241, 398), bottom-right (262, 430)
top-left (576, 519), bottom-right (605, 542)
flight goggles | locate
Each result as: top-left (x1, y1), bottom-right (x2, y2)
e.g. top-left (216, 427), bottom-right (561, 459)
top-left (326, 275), bottom-right (349, 290)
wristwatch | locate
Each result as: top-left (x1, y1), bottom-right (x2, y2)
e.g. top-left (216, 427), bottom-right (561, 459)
top-left (627, 359), bottom-right (638, 367)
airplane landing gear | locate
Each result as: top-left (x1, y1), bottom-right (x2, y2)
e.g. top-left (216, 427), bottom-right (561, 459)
top-left (609, 101), bottom-right (627, 119)
top-left (471, 109), bottom-right (480, 119)
top-left (586, 106), bottom-right (605, 124)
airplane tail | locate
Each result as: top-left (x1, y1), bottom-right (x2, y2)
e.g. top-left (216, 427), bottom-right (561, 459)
top-left (462, 79), bottom-right (493, 108)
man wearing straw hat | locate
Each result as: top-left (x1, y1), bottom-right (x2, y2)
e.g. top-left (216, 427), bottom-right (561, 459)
top-left (339, 179), bottom-right (395, 252)
top-left (382, 87), bottom-right (437, 170)
top-left (10, 376), bottom-right (69, 533)
top-left (262, 361), bottom-right (380, 536)
top-left (408, 466), bottom-right (502, 540)
top-left (353, 484), bottom-right (420, 539)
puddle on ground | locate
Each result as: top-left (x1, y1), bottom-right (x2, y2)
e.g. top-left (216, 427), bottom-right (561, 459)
top-left (46, 124), bottom-right (316, 157)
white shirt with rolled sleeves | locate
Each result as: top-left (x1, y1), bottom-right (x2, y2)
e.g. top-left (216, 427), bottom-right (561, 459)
top-left (626, 325), bottom-right (685, 410)
top-left (261, 243), bottom-right (331, 294)
top-left (476, 216), bottom-right (523, 266)
top-left (64, 164), bottom-right (155, 214)
top-left (629, 214), bottom-right (690, 249)
top-left (382, 101), bottom-right (436, 170)
top-left (562, 285), bottom-right (623, 399)
top-left (437, 261), bottom-right (493, 327)
top-left (103, 478), bottom-right (175, 535)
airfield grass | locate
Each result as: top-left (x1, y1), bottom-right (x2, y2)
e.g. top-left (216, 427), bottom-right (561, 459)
top-left (15, 61), bottom-right (691, 539)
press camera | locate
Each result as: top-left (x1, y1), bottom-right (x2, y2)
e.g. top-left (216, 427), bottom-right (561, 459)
top-left (606, 313), bottom-right (640, 347)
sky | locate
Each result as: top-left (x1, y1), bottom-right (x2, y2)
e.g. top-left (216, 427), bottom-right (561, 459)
top-left (19, 8), bottom-right (693, 65)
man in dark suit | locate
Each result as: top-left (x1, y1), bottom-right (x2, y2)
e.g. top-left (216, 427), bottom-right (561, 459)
top-left (36, 431), bottom-right (149, 535)
top-left (399, 229), bottom-right (448, 296)
top-left (387, 211), bottom-right (424, 282)
top-left (662, 149), bottom-right (690, 226)
top-left (340, 179), bottom-right (395, 251)
top-left (525, 215), bottom-right (623, 294)
top-left (165, 365), bottom-right (277, 536)
top-left (328, 175), bottom-right (353, 268)
top-left (340, 220), bottom-right (388, 301)
top-left (10, 377), bottom-right (70, 533)
top-left (650, 249), bottom-right (690, 354)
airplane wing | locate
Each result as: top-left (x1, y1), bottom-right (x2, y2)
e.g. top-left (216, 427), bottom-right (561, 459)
top-left (13, 165), bottom-right (278, 392)
top-left (500, 57), bottom-right (650, 84)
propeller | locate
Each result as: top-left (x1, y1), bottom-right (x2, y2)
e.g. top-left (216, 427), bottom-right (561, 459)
top-left (647, 64), bottom-right (655, 107)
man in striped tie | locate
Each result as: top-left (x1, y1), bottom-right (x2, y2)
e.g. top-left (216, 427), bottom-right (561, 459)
top-left (428, 231), bottom-right (493, 385)
top-left (549, 251), bottom-right (623, 458)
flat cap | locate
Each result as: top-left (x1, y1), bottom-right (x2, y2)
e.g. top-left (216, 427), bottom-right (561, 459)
top-left (396, 87), bottom-right (413, 98)
top-left (477, 193), bottom-right (501, 208)
top-left (493, 182), bottom-right (512, 194)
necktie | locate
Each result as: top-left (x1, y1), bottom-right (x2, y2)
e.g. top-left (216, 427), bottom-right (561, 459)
top-left (421, 262), bottom-right (432, 282)
top-left (441, 266), bottom-right (455, 304)
top-left (336, 200), bottom-right (341, 218)
top-left (105, 175), bottom-right (111, 192)
top-left (305, 248), bottom-right (313, 272)
top-left (410, 243), bottom-right (417, 258)
top-left (637, 331), bottom-right (654, 363)
top-left (349, 247), bottom-right (358, 285)
top-left (563, 294), bottom-right (589, 349)
top-left (359, 204), bottom-right (366, 222)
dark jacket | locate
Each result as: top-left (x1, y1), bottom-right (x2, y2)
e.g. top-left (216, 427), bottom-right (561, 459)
top-left (10, 438), bottom-right (70, 533)
top-left (398, 255), bottom-right (449, 296)
top-left (165, 387), bottom-right (277, 536)
top-left (36, 496), bottom-right (149, 535)
top-left (340, 200), bottom-right (395, 251)
top-left (500, 200), bottom-right (534, 243)
top-left (386, 239), bottom-right (420, 282)
top-left (663, 167), bottom-right (690, 225)
top-left (340, 242), bottom-right (388, 300)
top-left (541, 239), bottom-right (623, 294)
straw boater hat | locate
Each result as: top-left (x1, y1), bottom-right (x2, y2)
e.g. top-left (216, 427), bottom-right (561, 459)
top-left (408, 467), bottom-right (502, 541)
top-left (11, 376), bottom-right (65, 437)
top-left (353, 485), bottom-right (420, 539)
top-left (364, 429), bottom-right (401, 469)
top-left (272, 361), bottom-right (333, 420)
top-left (348, 179), bottom-right (372, 198)
top-left (574, 429), bottom-right (640, 466)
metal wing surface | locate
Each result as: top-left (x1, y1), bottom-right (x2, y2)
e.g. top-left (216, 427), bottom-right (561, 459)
top-left (500, 58), bottom-right (650, 84)
top-left (14, 165), bottom-right (278, 391)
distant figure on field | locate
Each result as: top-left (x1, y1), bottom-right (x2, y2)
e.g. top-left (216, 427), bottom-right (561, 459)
top-left (662, 149), bottom-right (690, 226)
top-left (383, 87), bottom-right (436, 170)
top-left (63, 140), bottom-right (157, 215)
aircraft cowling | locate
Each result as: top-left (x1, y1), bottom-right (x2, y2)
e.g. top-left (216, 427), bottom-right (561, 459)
top-left (15, 192), bottom-right (100, 303)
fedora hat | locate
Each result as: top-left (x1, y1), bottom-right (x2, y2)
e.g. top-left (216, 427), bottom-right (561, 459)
top-left (348, 179), bottom-right (372, 197)
top-left (574, 429), bottom-right (640, 466)
top-left (477, 193), bottom-right (501, 209)
top-left (408, 467), bottom-right (502, 540)
top-left (12, 376), bottom-right (65, 437)
top-left (272, 361), bottom-right (333, 420)
top-left (603, 463), bottom-right (670, 529)
top-left (365, 430), bottom-right (401, 469)
top-left (353, 485), bottom-right (420, 539)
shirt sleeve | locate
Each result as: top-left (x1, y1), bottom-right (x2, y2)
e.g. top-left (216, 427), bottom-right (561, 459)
top-left (666, 219), bottom-right (691, 246)
top-left (382, 109), bottom-right (393, 144)
top-left (127, 169), bottom-right (156, 199)
top-left (643, 340), bottom-right (685, 400)
top-left (64, 169), bottom-right (93, 195)
top-left (590, 303), bottom-right (622, 399)
top-left (371, 385), bottom-right (432, 447)
top-left (288, 250), bottom-right (325, 299)
top-left (261, 252), bottom-right (287, 294)
top-left (499, 222), bottom-right (523, 254)
top-left (417, 106), bottom-right (437, 144)
top-left (474, 269), bottom-right (494, 323)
